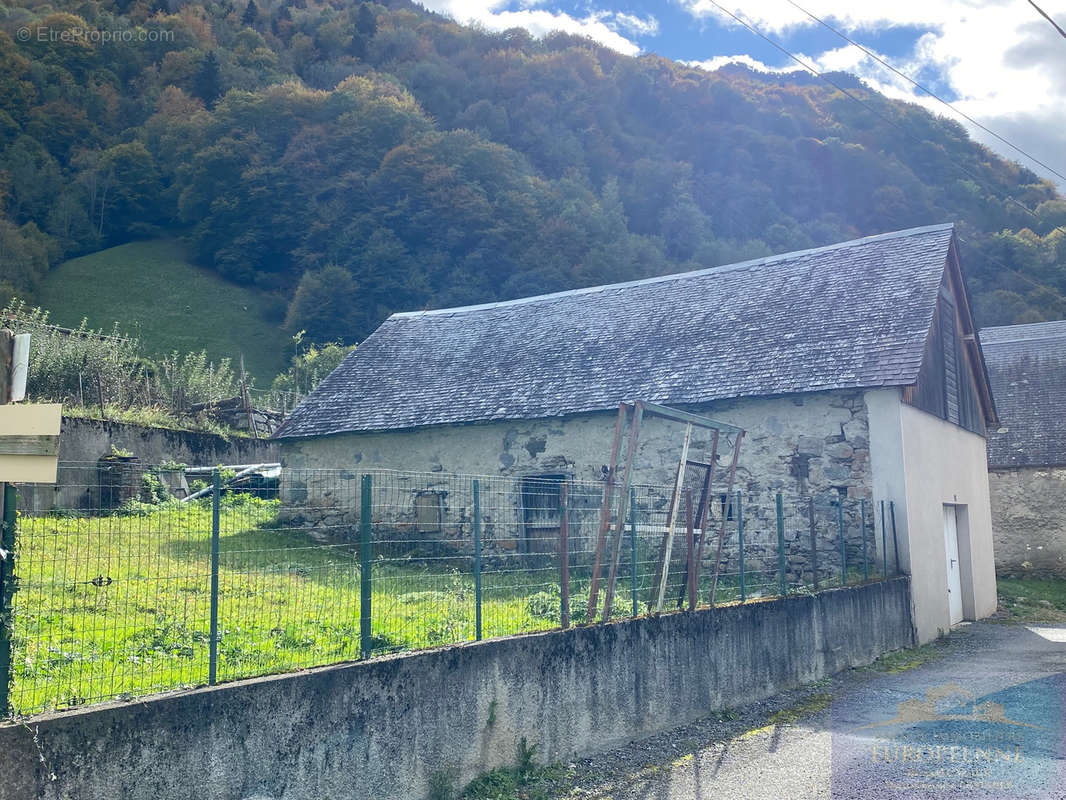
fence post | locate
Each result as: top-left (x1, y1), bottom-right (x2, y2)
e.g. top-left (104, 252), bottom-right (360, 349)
top-left (360, 474), bottom-right (373, 658)
top-left (776, 493), bottom-right (786, 597)
top-left (837, 500), bottom-right (846, 587)
top-left (860, 499), bottom-right (869, 582)
top-left (880, 500), bottom-right (888, 578)
top-left (807, 497), bottom-right (819, 592)
top-left (208, 469), bottom-right (220, 686)
top-left (736, 490), bottom-right (745, 602)
top-left (684, 489), bottom-right (696, 611)
top-left (557, 482), bottom-right (569, 630)
top-left (889, 500), bottom-right (901, 576)
top-left (0, 484), bottom-right (17, 714)
top-left (629, 488), bottom-right (638, 617)
top-left (473, 479), bottom-right (483, 639)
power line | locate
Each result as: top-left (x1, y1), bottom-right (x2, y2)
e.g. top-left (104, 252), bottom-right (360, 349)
top-left (783, 0), bottom-right (1066, 184)
top-left (1028, 0), bottom-right (1066, 39)
top-left (699, 1), bottom-right (1066, 309)
top-left (697, 1), bottom-right (1026, 203)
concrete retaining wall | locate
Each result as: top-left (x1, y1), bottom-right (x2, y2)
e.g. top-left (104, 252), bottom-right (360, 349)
top-left (989, 466), bottom-right (1066, 576)
top-left (0, 578), bottom-right (913, 800)
top-left (21, 416), bottom-right (278, 512)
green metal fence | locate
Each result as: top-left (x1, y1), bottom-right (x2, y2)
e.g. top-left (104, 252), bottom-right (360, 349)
top-left (1, 463), bottom-right (902, 717)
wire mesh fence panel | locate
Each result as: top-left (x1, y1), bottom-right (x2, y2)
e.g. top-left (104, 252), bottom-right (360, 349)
top-left (214, 471), bottom-right (362, 683)
top-left (365, 470), bottom-right (477, 654)
top-left (7, 463), bottom-right (904, 716)
top-left (11, 463), bottom-right (213, 715)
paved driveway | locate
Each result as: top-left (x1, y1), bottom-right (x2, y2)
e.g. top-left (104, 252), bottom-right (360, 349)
top-left (569, 623), bottom-right (1066, 800)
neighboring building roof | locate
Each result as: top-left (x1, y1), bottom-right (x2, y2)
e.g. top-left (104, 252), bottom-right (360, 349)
top-left (981, 320), bottom-right (1066, 468)
top-left (276, 224), bottom-right (958, 438)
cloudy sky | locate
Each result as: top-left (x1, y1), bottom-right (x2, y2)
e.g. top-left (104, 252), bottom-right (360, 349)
top-left (417, 1), bottom-right (1066, 190)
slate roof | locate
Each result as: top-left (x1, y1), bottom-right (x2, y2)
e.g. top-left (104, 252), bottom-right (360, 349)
top-left (275, 224), bottom-right (957, 438)
top-left (981, 320), bottom-right (1066, 468)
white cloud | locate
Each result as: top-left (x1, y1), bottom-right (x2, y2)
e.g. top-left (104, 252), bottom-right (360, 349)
top-left (419, 1), bottom-right (646, 55)
top-left (683, 54), bottom-right (799, 73)
top-left (607, 11), bottom-right (659, 37)
top-left (678, 0), bottom-right (1066, 187)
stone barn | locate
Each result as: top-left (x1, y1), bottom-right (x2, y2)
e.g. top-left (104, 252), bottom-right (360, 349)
top-left (275, 224), bottom-right (1000, 642)
top-left (982, 320), bottom-right (1066, 577)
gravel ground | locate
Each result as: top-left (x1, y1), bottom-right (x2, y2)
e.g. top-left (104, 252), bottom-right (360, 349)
top-left (548, 622), bottom-right (1066, 800)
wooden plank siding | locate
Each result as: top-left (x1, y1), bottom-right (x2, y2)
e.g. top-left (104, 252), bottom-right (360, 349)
top-left (906, 272), bottom-right (987, 436)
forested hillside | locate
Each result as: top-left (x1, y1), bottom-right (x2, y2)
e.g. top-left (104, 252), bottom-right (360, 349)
top-left (1, 0), bottom-right (1064, 344)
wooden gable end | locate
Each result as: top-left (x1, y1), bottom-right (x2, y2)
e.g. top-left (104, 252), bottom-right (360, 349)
top-left (904, 237), bottom-right (998, 434)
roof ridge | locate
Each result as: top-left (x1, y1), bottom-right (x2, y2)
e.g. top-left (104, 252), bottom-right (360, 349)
top-left (981, 319), bottom-right (1066, 345)
top-left (389, 223), bottom-right (955, 320)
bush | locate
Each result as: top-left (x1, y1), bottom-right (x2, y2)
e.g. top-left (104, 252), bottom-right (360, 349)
top-left (4, 300), bottom-right (240, 427)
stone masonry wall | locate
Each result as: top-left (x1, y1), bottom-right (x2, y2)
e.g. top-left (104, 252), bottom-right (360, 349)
top-left (280, 390), bottom-right (877, 583)
top-left (988, 467), bottom-right (1066, 577)
top-left (21, 416), bottom-right (278, 514)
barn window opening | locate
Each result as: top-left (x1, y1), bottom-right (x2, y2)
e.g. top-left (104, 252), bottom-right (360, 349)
top-left (520, 474), bottom-right (566, 554)
top-left (414, 491), bottom-right (444, 533)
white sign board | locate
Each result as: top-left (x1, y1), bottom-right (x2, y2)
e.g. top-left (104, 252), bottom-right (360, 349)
top-left (0, 403), bottom-right (61, 483)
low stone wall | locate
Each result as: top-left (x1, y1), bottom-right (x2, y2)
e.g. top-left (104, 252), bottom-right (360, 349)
top-left (21, 416), bottom-right (278, 513)
top-left (0, 578), bottom-right (913, 800)
top-left (989, 466), bottom-right (1066, 576)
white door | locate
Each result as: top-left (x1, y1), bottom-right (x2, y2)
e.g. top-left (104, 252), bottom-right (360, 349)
top-left (943, 505), bottom-right (963, 625)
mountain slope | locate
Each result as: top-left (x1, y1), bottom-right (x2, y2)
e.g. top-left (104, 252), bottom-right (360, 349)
top-left (38, 239), bottom-right (289, 383)
top-left (1, 0), bottom-right (1064, 344)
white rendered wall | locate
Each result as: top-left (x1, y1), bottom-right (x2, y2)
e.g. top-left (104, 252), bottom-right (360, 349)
top-left (866, 388), bottom-right (997, 643)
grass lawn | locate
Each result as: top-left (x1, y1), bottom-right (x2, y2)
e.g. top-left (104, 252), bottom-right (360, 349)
top-left (10, 500), bottom-right (563, 716)
top-left (996, 577), bottom-right (1066, 623)
top-left (36, 238), bottom-right (290, 384)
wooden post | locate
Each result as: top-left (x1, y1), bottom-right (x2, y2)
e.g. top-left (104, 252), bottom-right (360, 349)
top-left (0, 330), bottom-right (12, 404)
top-left (239, 354), bottom-right (259, 439)
top-left (586, 404), bottom-right (628, 621)
top-left (709, 431), bottom-right (744, 606)
top-left (689, 432), bottom-right (719, 606)
top-left (654, 422), bottom-right (693, 612)
top-left (602, 401), bottom-right (644, 621)
top-left (96, 371), bottom-right (107, 421)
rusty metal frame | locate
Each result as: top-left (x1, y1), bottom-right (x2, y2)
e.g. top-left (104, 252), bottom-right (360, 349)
top-left (589, 400), bottom-right (745, 621)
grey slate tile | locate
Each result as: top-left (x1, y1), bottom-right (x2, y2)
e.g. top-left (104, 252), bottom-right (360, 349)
top-left (982, 320), bottom-right (1066, 468)
top-left (276, 224), bottom-right (956, 438)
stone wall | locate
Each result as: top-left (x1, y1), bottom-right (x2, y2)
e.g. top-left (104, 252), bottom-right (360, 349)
top-left (0, 578), bottom-right (914, 800)
top-left (20, 416), bottom-right (278, 513)
top-left (989, 466), bottom-right (1066, 576)
top-left (280, 390), bottom-right (877, 581)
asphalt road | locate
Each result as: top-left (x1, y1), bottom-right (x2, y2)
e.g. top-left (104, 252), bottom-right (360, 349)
top-left (565, 622), bottom-right (1066, 800)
